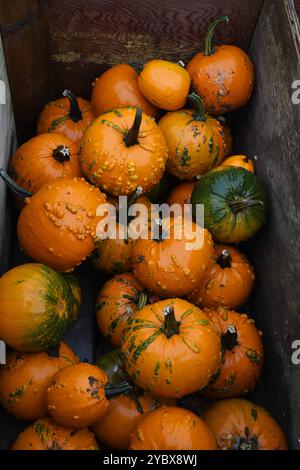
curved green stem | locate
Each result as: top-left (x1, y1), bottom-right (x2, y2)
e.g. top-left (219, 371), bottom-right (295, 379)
top-left (229, 198), bottom-right (264, 214)
top-left (0, 169), bottom-right (32, 199)
top-left (105, 381), bottom-right (133, 398)
top-left (136, 292), bottom-right (148, 311)
top-left (162, 305), bottom-right (180, 339)
top-left (53, 145), bottom-right (71, 163)
top-left (63, 89), bottom-right (83, 122)
top-left (204, 16), bottom-right (229, 56)
top-left (124, 107), bottom-right (142, 147)
top-left (216, 249), bottom-right (232, 269)
top-left (221, 325), bottom-right (238, 351)
top-left (188, 92), bottom-right (206, 122)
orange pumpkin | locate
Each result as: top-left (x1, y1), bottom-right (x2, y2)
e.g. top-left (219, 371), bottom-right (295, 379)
top-left (122, 299), bottom-right (221, 398)
top-left (132, 216), bottom-right (213, 297)
top-left (37, 90), bottom-right (95, 144)
top-left (138, 60), bottom-right (191, 110)
top-left (130, 406), bottom-right (217, 450)
top-left (187, 17), bottom-right (254, 115)
top-left (80, 107), bottom-right (167, 196)
top-left (96, 273), bottom-right (147, 348)
top-left (188, 244), bottom-right (255, 309)
top-left (203, 399), bottom-right (288, 450)
top-left (91, 64), bottom-right (158, 117)
top-left (0, 342), bottom-right (78, 421)
top-left (12, 418), bottom-right (99, 450)
top-left (159, 93), bottom-right (226, 179)
top-left (167, 181), bottom-right (195, 209)
top-left (203, 307), bottom-right (263, 398)
top-left (16, 177), bottom-right (107, 272)
top-left (217, 117), bottom-right (233, 157)
top-left (221, 155), bottom-right (255, 173)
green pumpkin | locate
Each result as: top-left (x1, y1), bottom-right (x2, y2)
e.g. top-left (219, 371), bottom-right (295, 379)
top-left (96, 349), bottom-right (128, 384)
top-left (191, 167), bottom-right (267, 243)
top-left (63, 274), bottom-right (81, 320)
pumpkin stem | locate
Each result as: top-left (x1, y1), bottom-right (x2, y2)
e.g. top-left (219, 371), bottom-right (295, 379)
top-left (63, 89), bottom-right (83, 122)
top-left (162, 305), bottom-right (180, 339)
top-left (204, 16), bottom-right (229, 56)
top-left (52, 145), bottom-right (71, 163)
top-left (127, 186), bottom-right (143, 209)
top-left (0, 169), bottom-right (32, 199)
top-left (216, 249), bottom-right (232, 268)
top-left (136, 292), bottom-right (148, 311)
top-left (188, 92), bottom-right (206, 122)
top-left (105, 381), bottom-right (133, 398)
top-left (229, 198), bottom-right (264, 214)
top-left (232, 435), bottom-right (259, 450)
top-left (124, 107), bottom-right (142, 147)
top-left (221, 325), bottom-right (238, 351)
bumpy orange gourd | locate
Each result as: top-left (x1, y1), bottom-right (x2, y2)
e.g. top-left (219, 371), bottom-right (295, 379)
top-left (17, 177), bottom-right (107, 272)
top-left (130, 406), bottom-right (217, 450)
top-left (91, 64), bottom-right (158, 117)
top-left (138, 60), bottom-right (191, 110)
top-left (203, 307), bottom-right (263, 398)
top-left (12, 418), bottom-right (99, 450)
top-left (221, 155), bottom-right (255, 173)
top-left (37, 90), bottom-right (95, 144)
top-left (0, 342), bottom-right (78, 421)
top-left (188, 244), bottom-right (255, 309)
top-left (159, 93), bottom-right (226, 179)
top-left (80, 107), bottom-right (167, 196)
top-left (203, 399), bottom-right (288, 450)
top-left (122, 299), bottom-right (221, 398)
top-left (132, 216), bottom-right (213, 297)
top-left (96, 273), bottom-right (147, 348)
top-left (187, 17), bottom-right (254, 115)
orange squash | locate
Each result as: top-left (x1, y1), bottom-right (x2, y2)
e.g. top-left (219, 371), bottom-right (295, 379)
top-left (203, 307), bottom-right (263, 398)
top-left (37, 90), bottom-right (95, 144)
top-left (12, 418), bottom-right (99, 450)
top-left (187, 17), bottom-right (254, 115)
top-left (138, 60), bottom-right (191, 111)
top-left (91, 64), bottom-right (158, 117)
top-left (203, 399), bottom-right (288, 450)
top-left (188, 244), bottom-right (255, 309)
top-left (0, 342), bottom-right (78, 421)
top-left (159, 93), bottom-right (226, 179)
top-left (221, 155), bottom-right (255, 173)
top-left (122, 299), bottom-right (221, 398)
top-left (221, 119), bottom-right (233, 157)
top-left (80, 107), bottom-right (167, 196)
top-left (130, 406), bottom-right (217, 450)
top-left (167, 181), bottom-right (195, 209)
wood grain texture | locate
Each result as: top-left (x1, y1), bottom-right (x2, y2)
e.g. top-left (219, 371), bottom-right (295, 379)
top-left (234, 0), bottom-right (300, 450)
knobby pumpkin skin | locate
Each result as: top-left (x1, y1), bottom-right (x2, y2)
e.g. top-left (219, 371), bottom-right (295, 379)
top-left (37, 90), bottom-right (95, 145)
top-left (159, 93), bottom-right (226, 179)
top-left (91, 64), bottom-right (158, 117)
top-left (132, 216), bottom-right (214, 297)
top-left (0, 263), bottom-right (80, 351)
top-left (17, 177), bottom-right (107, 272)
top-left (203, 307), bottom-right (263, 398)
top-left (122, 299), bottom-right (221, 398)
top-left (96, 273), bottom-right (148, 348)
top-left (0, 342), bottom-right (79, 421)
top-left (188, 244), bottom-right (255, 309)
top-left (12, 418), bottom-right (99, 450)
top-left (203, 399), bottom-right (288, 450)
top-left (221, 155), bottom-right (255, 174)
top-left (130, 406), bottom-right (217, 450)
top-left (191, 167), bottom-right (267, 243)
top-left (138, 60), bottom-right (191, 111)
top-left (80, 107), bottom-right (167, 196)
top-left (187, 17), bottom-right (254, 115)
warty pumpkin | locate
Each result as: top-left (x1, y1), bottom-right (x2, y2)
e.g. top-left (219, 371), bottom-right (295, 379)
top-left (159, 93), bottom-right (226, 179)
top-left (188, 244), bottom-right (255, 309)
top-left (129, 406), bottom-right (217, 450)
top-left (91, 64), bottom-right (158, 117)
top-left (0, 263), bottom-right (80, 351)
top-left (12, 418), bottom-right (99, 450)
top-left (203, 398), bottom-right (288, 450)
top-left (221, 155), bottom-right (255, 174)
top-left (0, 342), bottom-right (79, 421)
top-left (122, 299), bottom-right (221, 398)
top-left (187, 16), bottom-right (254, 115)
top-left (80, 107), bottom-right (167, 196)
top-left (37, 89), bottom-right (95, 144)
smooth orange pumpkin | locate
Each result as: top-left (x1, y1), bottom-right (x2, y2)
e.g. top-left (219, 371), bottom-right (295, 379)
top-left (122, 299), bottom-right (221, 398)
top-left (0, 342), bottom-right (78, 421)
top-left (130, 406), bottom-right (217, 450)
top-left (37, 90), bottom-right (95, 144)
top-left (138, 60), bottom-right (191, 110)
top-left (166, 181), bottom-right (196, 210)
top-left (12, 418), bottom-right (99, 450)
top-left (203, 307), bottom-right (263, 398)
top-left (187, 17), bottom-right (254, 115)
top-left (203, 399), bottom-right (288, 450)
top-left (159, 93), bottom-right (226, 179)
top-left (80, 107), bottom-right (167, 196)
top-left (221, 119), bottom-right (233, 157)
top-left (188, 244), bottom-right (255, 309)
top-left (221, 155), bottom-right (255, 173)
top-left (91, 64), bottom-right (158, 117)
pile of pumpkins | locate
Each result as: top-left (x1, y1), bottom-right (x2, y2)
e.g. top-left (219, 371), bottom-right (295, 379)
top-left (0, 17), bottom-right (288, 450)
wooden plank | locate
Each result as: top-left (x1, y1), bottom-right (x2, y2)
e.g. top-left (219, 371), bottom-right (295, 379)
top-left (234, 0), bottom-right (300, 450)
